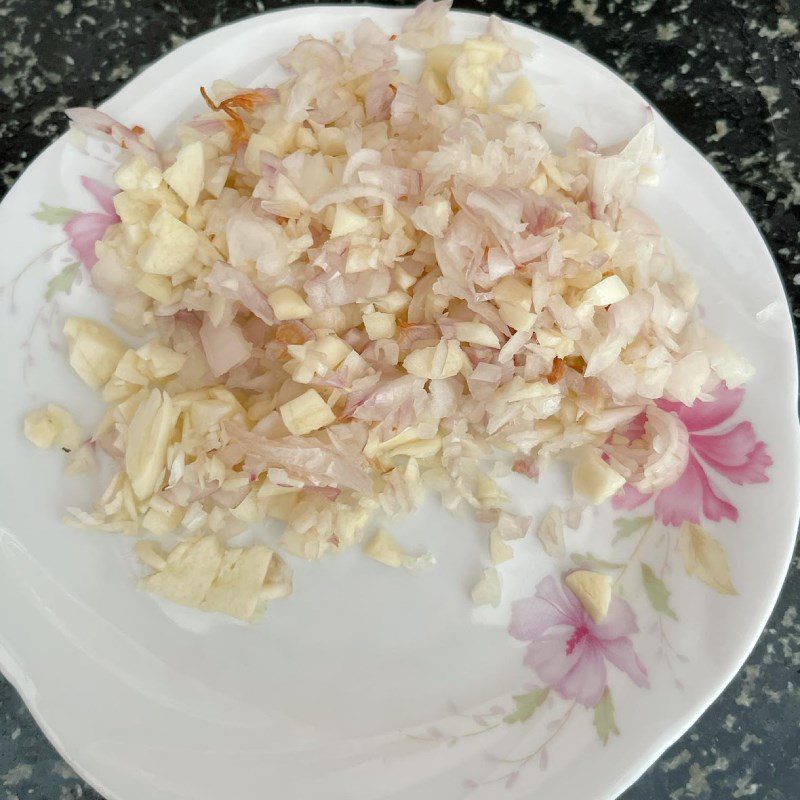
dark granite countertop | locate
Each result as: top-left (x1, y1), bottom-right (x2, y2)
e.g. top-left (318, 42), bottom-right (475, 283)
top-left (1, 0), bottom-right (798, 798)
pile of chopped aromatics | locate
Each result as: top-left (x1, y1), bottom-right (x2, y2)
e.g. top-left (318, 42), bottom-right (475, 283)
top-left (24, 0), bottom-right (752, 622)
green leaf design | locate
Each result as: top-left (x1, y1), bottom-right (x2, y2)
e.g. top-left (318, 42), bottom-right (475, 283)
top-left (45, 262), bottom-right (80, 301)
top-left (504, 688), bottom-right (549, 724)
top-left (593, 688), bottom-right (620, 745)
top-left (570, 552), bottom-right (624, 571)
top-left (34, 204), bottom-right (79, 225)
top-left (641, 563), bottom-right (678, 620)
top-left (613, 515), bottom-right (652, 545)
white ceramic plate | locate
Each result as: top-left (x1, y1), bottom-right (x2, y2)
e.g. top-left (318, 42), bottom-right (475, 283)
top-left (0, 7), bottom-right (797, 800)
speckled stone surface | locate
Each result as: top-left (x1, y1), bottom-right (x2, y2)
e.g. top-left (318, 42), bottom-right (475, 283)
top-left (1, 0), bottom-right (798, 798)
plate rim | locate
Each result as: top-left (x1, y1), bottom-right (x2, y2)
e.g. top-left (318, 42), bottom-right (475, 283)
top-left (0, 5), bottom-right (798, 800)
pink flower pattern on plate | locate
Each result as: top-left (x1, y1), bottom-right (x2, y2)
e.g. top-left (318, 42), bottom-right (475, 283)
top-left (509, 575), bottom-right (649, 707)
top-left (613, 384), bottom-right (772, 527)
top-left (64, 176), bottom-right (119, 268)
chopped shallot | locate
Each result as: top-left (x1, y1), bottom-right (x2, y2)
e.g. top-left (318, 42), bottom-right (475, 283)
top-left (28, 3), bottom-right (751, 620)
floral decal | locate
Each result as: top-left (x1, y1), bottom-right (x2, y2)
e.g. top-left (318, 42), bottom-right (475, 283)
top-left (61, 176), bottom-right (120, 269)
top-left (509, 575), bottom-right (648, 708)
top-left (403, 384), bottom-right (771, 792)
top-left (13, 171), bottom-right (775, 795)
top-left (613, 384), bottom-right (772, 526)
top-left (11, 176), bottom-right (119, 307)
top-left (0, 175), bottom-right (119, 377)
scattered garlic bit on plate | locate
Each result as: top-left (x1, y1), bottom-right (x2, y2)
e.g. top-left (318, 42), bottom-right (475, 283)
top-left (537, 505), bottom-right (565, 558)
top-left (572, 450), bottom-right (626, 505)
top-left (489, 529), bottom-right (514, 565)
top-left (492, 511), bottom-right (532, 541)
top-left (27, 0), bottom-right (752, 620)
top-left (138, 535), bottom-right (292, 621)
top-left (364, 529), bottom-right (405, 568)
top-left (63, 318), bottom-right (127, 389)
top-left (24, 405), bottom-right (82, 451)
top-left (565, 570), bottom-right (613, 623)
top-left (364, 529), bottom-right (435, 571)
top-left (471, 567), bottom-right (502, 607)
top-left (65, 442), bottom-right (98, 476)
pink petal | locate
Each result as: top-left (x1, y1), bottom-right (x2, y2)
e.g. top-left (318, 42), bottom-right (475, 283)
top-left (509, 595), bottom-right (569, 642)
top-left (599, 636), bottom-right (649, 688)
top-left (64, 212), bottom-right (117, 268)
top-left (537, 574), bottom-right (586, 626)
top-left (696, 459), bottom-right (739, 523)
top-left (524, 631), bottom-right (607, 707)
top-left (653, 453), bottom-right (703, 526)
top-left (612, 482), bottom-right (651, 511)
top-left (657, 383), bottom-right (743, 432)
top-left (655, 453), bottom-right (737, 526)
top-left (590, 595), bottom-right (639, 640)
top-left (692, 423), bottom-right (772, 485)
top-left (81, 176), bottom-right (119, 216)
top-left (556, 640), bottom-right (607, 707)
top-left (510, 575), bottom-right (583, 641)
